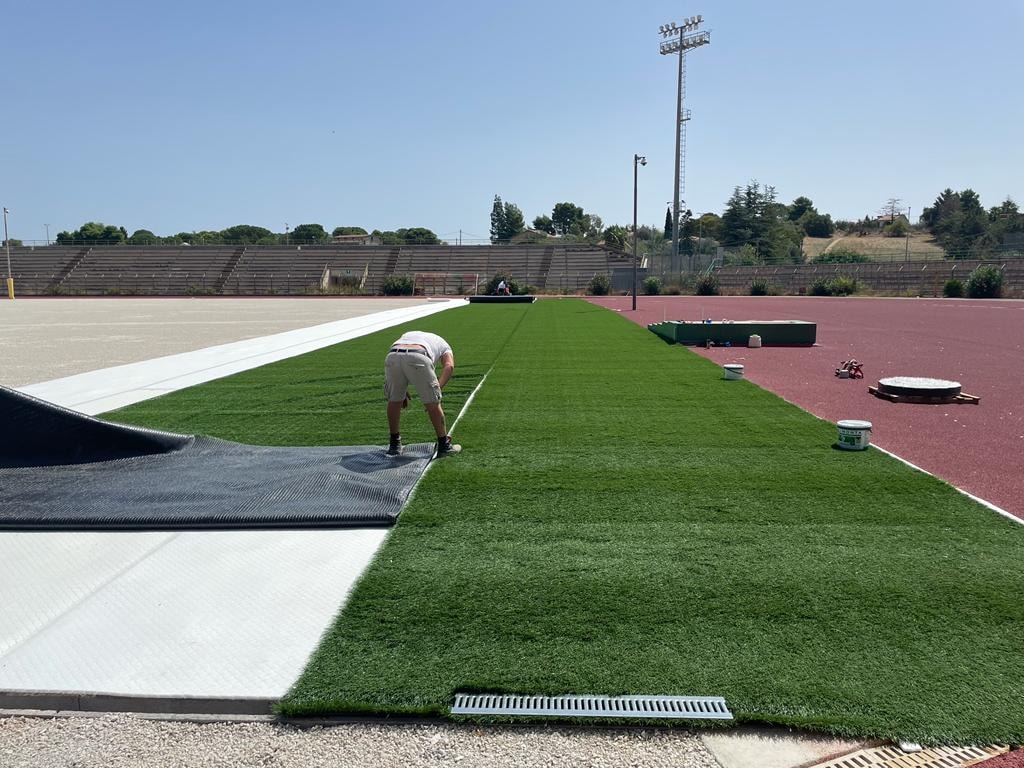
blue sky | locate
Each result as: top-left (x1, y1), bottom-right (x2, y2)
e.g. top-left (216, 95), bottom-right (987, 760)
top-left (3, 0), bottom-right (1022, 243)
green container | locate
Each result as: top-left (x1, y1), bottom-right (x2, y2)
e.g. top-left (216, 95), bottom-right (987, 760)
top-left (647, 320), bottom-right (816, 346)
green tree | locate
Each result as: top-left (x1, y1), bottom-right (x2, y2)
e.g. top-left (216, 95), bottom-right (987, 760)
top-left (602, 225), bottom-right (629, 251)
top-left (490, 196), bottom-right (525, 243)
top-left (290, 224), bottom-right (329, 244)
top-left (332, 226), bottom-right (368, 236)
top-left (489, 196), bottom-right (506, 243)
top-left (788, 196), bottom-right (816, 222)
top-left (551, 202), bottom-right (586, 236)
top-left (127, 229), bottom-right (160, 245)
top-left (400, 227), bottom-right (440, 245)
top-left (696, 213), bottom-right (722, 243)
top-left (799, 211), bottom-right (835, 237)
top-left (56, 222), bottom-right (128, 245)
top-left (664, 207), bottom-right (673, 240)
top-left (922, 188), bottom-right (989, 257)
top-left (532, 215), bottom-right (555, 235)
top-left (220, 225), bottom-right (274, 245)
top-left (3, 238), bottom-right (23, 247)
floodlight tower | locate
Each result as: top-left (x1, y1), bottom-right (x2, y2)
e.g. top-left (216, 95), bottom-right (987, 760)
top-left (659, 15), bottom-right (710, 274)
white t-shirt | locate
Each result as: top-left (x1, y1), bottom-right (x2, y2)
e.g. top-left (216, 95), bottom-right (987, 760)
top-left (497, 280), bottom-right (507, 291)
top-left (393, 331), bottom-right (452, 365)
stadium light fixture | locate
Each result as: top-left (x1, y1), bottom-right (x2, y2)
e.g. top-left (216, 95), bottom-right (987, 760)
top-left (658, 14), bottom-right (710, 274)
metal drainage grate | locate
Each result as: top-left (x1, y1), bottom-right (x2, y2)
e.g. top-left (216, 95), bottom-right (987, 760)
top-left (451, 693), bottom-right (733, 720)
top-left (809, 743), bottom-right (1008, 768)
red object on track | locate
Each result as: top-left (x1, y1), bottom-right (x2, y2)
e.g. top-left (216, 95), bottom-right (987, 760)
top-left (592, 295), bottom-right (1024, 522)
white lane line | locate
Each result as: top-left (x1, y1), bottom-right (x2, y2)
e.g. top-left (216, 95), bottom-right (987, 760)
top-left (449, 371), bottom-right (489, 435)
top-left (871, 444), bottom-right (1022, 527)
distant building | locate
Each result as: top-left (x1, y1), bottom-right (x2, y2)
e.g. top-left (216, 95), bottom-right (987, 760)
top-left (331, 233), bottom-right (381, 246)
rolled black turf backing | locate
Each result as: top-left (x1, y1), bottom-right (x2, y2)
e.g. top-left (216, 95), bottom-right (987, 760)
top-left (1, 385), bottom-right (433, 530)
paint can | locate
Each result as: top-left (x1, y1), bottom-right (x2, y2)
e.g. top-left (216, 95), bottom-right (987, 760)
top-left (748, 334), bottom-right (762, 348)
top-left (836, 420), bottom-right (872, 450)
top-left (723, 364), bottom-right (744, 381)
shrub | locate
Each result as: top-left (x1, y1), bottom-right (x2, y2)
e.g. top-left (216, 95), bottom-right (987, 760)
top-left (943, 278), bottom-right (964, 298)
top-left (749, 278), bottom-right (770, 296)
top-left (884, 219), bottom-right (909, 238)
top-left (809, 278), bottom-right (831, 296)
top-left (694, 274), bottom-right (719, 296)
top-left (642, 276), bottom-right (662, 295)
top-left (381, 274), bottom-right (415, 296)
top-left (827, 276), bottom-right (858, 295)
top-left (587, 273), bottom-right (611, 296)
top-left (812, 248), bottom-right (871, 264)
top-left (662, 282), bottom-right (683, 295)
top-left (966, 265), bottom-right (1003, 298)
top-left (810, 276), bottom-right (859, 296)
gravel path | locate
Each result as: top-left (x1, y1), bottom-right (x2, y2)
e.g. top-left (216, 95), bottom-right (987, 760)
top-left (0, 715), bottom-right (719, 768)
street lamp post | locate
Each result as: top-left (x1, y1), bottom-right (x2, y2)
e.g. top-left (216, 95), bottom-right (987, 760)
top-left (633, 154), bottom-right (647, 311)
top-left (3, 207), bottom-right (13, 300)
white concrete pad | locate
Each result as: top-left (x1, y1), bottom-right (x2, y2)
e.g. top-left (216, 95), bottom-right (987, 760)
top-left (1, 298), bottom-right (462, 703)
top-left (18, 299), bottom-right (466, 415)
top-left (0, 529), bottom-right (387, 698)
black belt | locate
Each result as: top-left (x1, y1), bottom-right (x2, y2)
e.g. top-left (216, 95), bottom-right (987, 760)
top-left (389, 347), bottom-right (427, 355)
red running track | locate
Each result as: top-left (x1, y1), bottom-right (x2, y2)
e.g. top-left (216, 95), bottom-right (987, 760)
top-left (589, 296), bottom-right (1024, 522)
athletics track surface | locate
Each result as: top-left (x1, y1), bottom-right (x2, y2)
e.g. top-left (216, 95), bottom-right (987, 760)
top-left (590, 295), bottom-right (1024, 522)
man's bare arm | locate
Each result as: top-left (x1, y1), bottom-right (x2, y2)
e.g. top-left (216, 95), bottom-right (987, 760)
top-left (437, 351), bottom-right (455, 389)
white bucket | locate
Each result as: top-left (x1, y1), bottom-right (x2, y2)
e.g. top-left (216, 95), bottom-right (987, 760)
top-left (748, 334), bottom-right (762, 348)
top-left (837, 420), bottom-right (872, 450)
top-left (723, 364), bottom-right (744, 380)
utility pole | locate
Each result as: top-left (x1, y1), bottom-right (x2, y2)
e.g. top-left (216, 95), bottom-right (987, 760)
top-left (658, 15), bottom-right (710, 276)
top-left (905, 206), bottom-right (911, 261)
top-left (3, 207), bottom-right (13, 299)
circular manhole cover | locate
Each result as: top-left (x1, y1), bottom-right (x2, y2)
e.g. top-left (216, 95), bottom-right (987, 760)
top-left (877, 376), bottom-right (962, 398)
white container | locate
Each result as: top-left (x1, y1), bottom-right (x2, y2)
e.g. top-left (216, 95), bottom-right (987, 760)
top-left (837, 420), bottom-right (872, 450)
top-left (748, 334), bottom-right (762, 348)
top-left (723, 364), bottom-right (745, 380)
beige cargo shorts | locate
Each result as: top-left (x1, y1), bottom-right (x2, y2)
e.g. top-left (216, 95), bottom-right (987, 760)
top-left (384, 349), bottom-right (442, 404)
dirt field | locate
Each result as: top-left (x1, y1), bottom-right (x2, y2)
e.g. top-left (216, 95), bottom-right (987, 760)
top-left (803, 233), bottom-right (946, 262)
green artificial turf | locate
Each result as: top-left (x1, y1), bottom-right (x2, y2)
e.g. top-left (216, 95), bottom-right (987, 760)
top-left (109, 299), bottom-right (1024, 744)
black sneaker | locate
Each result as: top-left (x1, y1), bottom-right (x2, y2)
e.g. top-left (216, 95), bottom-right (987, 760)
top-left (436, 436), bottom-right (462, 456)
top-left (387, 436), bottom-right (403, 457)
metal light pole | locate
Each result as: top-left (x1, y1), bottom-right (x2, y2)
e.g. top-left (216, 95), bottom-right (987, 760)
top-left (44, 223), bottom-right (50, 245)
top-left (633, 154), bottom-right (647, 311)
top-left (3, 207), bottom-right (13, 300)
top-left (904, 206), bottom-right (911, 261)
top-left (659, 16), bottom-right (710, 276)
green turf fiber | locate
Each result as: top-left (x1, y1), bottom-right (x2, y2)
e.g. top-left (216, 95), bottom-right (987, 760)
top-left (110, 300), bottom-right (1024, 743)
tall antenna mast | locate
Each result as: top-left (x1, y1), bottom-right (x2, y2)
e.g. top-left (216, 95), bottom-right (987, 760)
top-left (658, 15), bottom-right (710, 274)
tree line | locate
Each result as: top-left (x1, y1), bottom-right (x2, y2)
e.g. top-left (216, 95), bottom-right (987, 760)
top-left (27, 186), bottom-right (1021, 261)
top-left (51, 222), bottom-right (443, 246)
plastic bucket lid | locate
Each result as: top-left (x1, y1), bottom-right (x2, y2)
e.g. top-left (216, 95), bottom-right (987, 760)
top-left (723, 364), bottom-right (744, 372)
top-left (837, 420), bottom-right (872, 430)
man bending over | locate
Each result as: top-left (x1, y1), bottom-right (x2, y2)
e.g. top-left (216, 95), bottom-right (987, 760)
top-left (384, 331), bottom-right (461, 458)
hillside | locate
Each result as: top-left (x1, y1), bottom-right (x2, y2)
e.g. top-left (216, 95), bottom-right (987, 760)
top-left (803, 232), bottom-right (946, 262)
